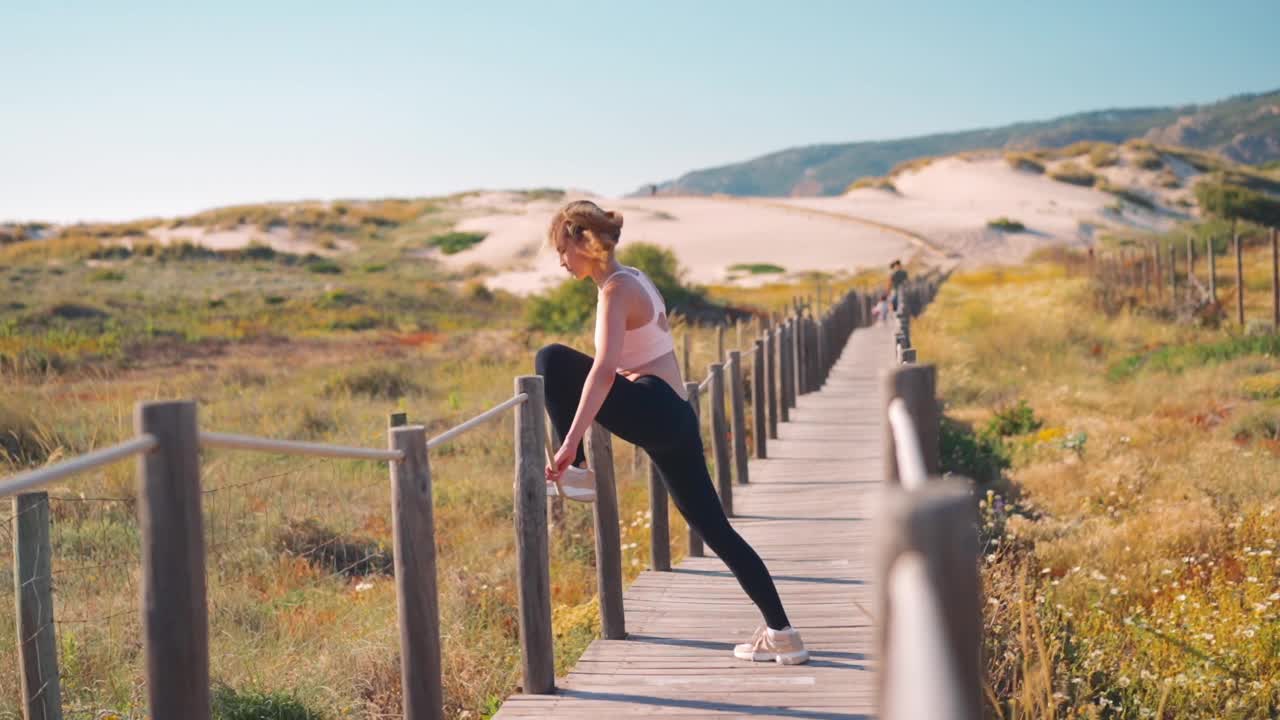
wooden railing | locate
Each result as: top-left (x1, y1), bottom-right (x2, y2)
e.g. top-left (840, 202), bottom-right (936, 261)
top-left (2, 281), bottom-right (876, 720)
top-left (877, 269), bottom-right (983, 720)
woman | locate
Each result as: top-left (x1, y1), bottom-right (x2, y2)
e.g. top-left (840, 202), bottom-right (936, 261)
top-left (535, 199), bottom-right (809, 665)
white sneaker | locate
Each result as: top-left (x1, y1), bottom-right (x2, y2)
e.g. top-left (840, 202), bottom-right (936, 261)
top-left (733, 625), bottom-right (809, 665)
top-left (546, 465), bottom-right (596, 503)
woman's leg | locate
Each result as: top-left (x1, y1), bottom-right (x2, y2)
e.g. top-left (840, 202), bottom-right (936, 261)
top-left (535, 343), bottom-right (680, 464)
top-left (651, 434), bottom-right (792, 631)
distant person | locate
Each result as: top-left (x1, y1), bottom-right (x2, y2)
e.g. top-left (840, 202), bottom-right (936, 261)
top-left (650, 183), bottom-right (658, 196)
top-left (872, 292), bottom-right (890, 326)
top-left (887, 259), bottom-right (908, 312)
top-left (535, 200), bottom-right (809, 665)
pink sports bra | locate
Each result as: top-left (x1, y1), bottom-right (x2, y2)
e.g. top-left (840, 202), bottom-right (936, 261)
top-left (596, 266), bottom-right (675, 371)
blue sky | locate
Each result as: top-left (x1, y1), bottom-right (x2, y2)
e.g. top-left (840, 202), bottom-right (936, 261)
top-left (2, 1), bottom-right (1277, 222)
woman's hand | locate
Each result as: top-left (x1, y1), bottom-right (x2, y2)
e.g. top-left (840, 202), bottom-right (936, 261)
top-left (546, 437), bottom-right (580, 481)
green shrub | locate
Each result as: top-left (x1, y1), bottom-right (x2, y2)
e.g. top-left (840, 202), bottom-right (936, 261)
top-left (1195, 180), bottom-right (1280, 227)
top-left (276, 518), bottom-right (392, 578)
top-left (728, 263), bottom-right (786, 275)
top-left (211, 683), bottom-right (325, 720)
top-left (89, 269), bottom-right (125, 282)
top-left (305, 258), bottom-right (342, 274)
top-left (525, 278), bottom-right (596, 332)
top-left (1100, 182), bottom-right (1156, 210)
top-left (618, 243), bottom-right (705, 308)
top-left (1109, 334), bottom-right (1280, 380)
top-left (986, 217), bottom-right (1025, 232)
top-left (940, 416), bottom-right (1009, 484)
top-left (1005, 152), bottom-right (1045, 174)
top-left (324, 366), bottom-right (421, 399)
top-left (428, 231), bottom-right (486, 255)
top-left (1088, 143), bottom-right (1118, 167)
top-left (1047, 162), bottom-right (1097, 187)
top-left (1131, 150), bottom-right (1164, 170)
top-left (984, 399), bottom-right (1043, 437)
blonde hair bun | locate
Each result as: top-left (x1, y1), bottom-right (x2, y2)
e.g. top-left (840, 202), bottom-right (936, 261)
top-left (548, 201), bottom-right (624, 261)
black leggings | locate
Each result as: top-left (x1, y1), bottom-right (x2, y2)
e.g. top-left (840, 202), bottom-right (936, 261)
top-left (535, 343), bottom-right (791, 630)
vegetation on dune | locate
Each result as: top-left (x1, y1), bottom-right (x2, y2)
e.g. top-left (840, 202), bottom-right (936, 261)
top-left (1005, 152), bottom-right (1046, 174)
top-left (728, 263), bottom-right (786, 275)
top-left (987, 217), bottom-right (1026, 233)
top-left (1047, 161), bottom-right (1098, 187)
top-left (845, 176), bottom-right (898, 193)
top-left (426, 231), bottom-right (487, 255)
top-left (1196, 180), bottom-right (1280, 227)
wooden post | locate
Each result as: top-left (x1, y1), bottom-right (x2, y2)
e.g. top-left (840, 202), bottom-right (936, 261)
top-left (1236, 230), bottom-right (1245, 326)
top-left (388, 425), bottom-right (444, 720)
top-left (795, 313), bottom-right (807, 396)
top-left (881, 365), bottom-right (940, 484)
top-left (585, 424), bottom-right (625, 637)
top-left (1169, 245), bottom-right (1177, 298)
top-left (682, 329), bottom-right (691, 380)
top-left (1154, 243), bottom-right (1163, 298)
top-left (717, 324), bottom-right (725, 363)
top-left (779, 322), bottom-right (792, 421)
top-left (766, 328), bottom-right (778, 439)
top-left (14, 492), bottom-right (62, 720)
top-left (1272, 228), bottom-right (1279, 331)
top-left (684, 381), bottom-right (704, 558)
top-left (736, 319), bottom-right (742, 354)
top-left (513, 376), bottom-right (554, 694)
top-left (1187, 235), bottom-right (1196, 295)
top-left (648, 454), bottom-right (671, 571)
top-left (876, 480), bottom-right (982, 720)
top-left (135, 400), bottom-right (210, 720)
top-left (709, 362), bottom-right (733, 517)
top-left (753, 339), bottom-right (767, 458)
top-left (729, 350), bottom-right (749, 485)
top-left (1209, 235), bottom-right (1218, 299)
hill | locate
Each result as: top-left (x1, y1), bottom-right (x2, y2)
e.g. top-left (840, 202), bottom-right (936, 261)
top-left (642, 88), bottom-right (1280, 197)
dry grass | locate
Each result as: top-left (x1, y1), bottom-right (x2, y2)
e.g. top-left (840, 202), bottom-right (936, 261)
top-left (915, 258), bottom-right (1280, 718)
top-left (0, 240), bottom-right (791, 717)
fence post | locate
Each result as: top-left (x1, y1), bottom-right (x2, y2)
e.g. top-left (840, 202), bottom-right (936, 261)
top-left (795, 312), bottom-right (807, 396)
top-left (717, 323), bottom-right (725, 363)
top-left (1169, 245), bottom-right (1177, 298)
top-left (585, 423), bottom-right (625, 637)
top-left (1186, 235), bottom-right (1196, 296)
top-left (683, 329), bottom-right (691, 380)
top-left (766, 327), bottom-right (779, 438)
top-left (881, 365), bottom-right (939, 484)
top-left (646, 453), bottom-right (672, 572)
top-left (1272, 227), bottom-right (1278, 330)
top-left (685, 381), bottom-right (705, 558)
top-left (1209, 235), bottom-right (1217, 299)
top-left (729, 350), bottom-right (749, 485)
top-left (876, 480), bottom-right (982, 720)
top-left (753, 339), bottom-right (768, 458)
top-left (1236, 230), bottom-right (1245, 326)
top-left (135, 400), bottom-right (210, 720)
top-left (14, 492), bottom-right (62, 720)
top-left (709, 362), bottom-right (734, 516)
top-left (779, 322), bottom-right (791, 421)
top-left (1153, 243), bottom-right (1163, 299)
top-left (388, 425), bottom-right (444, 720)
top-left (513, 376), bottom-right (554, 695)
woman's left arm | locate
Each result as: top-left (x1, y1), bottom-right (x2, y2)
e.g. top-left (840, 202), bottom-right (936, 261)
top-left (549, 282), bottom-right (627, 475)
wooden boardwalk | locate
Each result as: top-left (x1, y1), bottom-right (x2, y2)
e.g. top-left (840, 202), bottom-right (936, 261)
top-left (494, 323), bottom-right (892, 719)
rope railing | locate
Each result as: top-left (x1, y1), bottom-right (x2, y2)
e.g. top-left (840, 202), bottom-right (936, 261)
top-left (199, 431), bottom-right (404, 461)
top-left (886, 398), bottom-right (927, 490)
top-left (427, 393), bottom-right (528, 450)
top-left (0, 435), bottom-right (158, 498)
